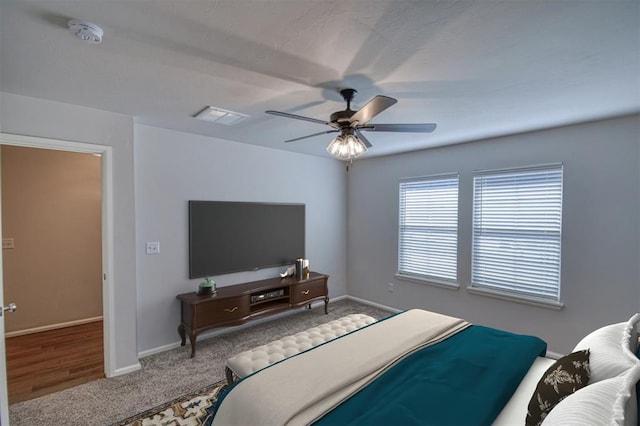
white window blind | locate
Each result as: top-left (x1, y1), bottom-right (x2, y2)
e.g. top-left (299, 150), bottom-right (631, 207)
top-left (398, 175), bottom-right (459, 282)
top-left (472, 164), bottom-right (563, 301)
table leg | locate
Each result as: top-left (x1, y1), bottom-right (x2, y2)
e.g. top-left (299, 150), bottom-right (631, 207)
top-left (189, 332), bottom-right (197, 358)
top-left (324, 296), bottom-right (329, 314)
top-left (178, 324), bottom-right (186, 346)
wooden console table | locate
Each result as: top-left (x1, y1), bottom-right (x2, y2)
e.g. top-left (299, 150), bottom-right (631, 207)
top-left (176, 272), bottom-right (329, 357)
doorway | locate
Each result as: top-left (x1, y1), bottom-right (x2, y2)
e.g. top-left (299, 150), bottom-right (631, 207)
top-left (0, 133), bottom-right (115, 416)
top-left (2, 145), bottom-right (103, 402)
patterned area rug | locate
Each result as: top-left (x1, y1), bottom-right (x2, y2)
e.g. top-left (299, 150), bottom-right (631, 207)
top-left (112, 380), bottom-right (228, 426)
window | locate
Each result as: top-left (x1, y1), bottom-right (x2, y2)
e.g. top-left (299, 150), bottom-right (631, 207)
top-left (472, 164), bottom-right (563, 302)
top-left (398, 174), bottom-right (459, 283)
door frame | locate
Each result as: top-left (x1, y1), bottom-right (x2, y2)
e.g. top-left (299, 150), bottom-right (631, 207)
top-left (0, 145), bottom-right (7, 425)
top-left (0, 134), bottom-right (116, 389)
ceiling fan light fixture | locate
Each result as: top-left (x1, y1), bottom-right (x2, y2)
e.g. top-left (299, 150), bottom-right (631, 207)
top-left (326, 134), bottom-right (367, 160)
top-left (267, 87), bottom-right (436, 158)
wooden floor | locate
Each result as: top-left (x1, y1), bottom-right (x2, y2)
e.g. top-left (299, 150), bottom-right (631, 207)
top-left (5, 320), bottom-right (105, 404)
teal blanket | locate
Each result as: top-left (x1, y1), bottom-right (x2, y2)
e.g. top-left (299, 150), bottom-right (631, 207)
top-left (315, 325), bottom-right (546, 426)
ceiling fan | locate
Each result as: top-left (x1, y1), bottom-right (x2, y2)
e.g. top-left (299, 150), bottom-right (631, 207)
top-left (266, 88), bottom-right (437, 160)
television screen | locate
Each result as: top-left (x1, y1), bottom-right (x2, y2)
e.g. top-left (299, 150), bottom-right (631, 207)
top-left (188, 201), bottom-right (305, 278)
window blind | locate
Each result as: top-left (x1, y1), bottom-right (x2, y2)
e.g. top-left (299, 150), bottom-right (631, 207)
top-left (472, 165), bottom-right (563, 301)
top-left (398, 175), bottom-right (458, 282)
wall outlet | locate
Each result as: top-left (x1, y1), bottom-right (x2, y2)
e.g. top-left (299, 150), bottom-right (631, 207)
top-left (145, 241), bottom-right (160, 255)
top-left (388, 282), bottom-right (394, 293)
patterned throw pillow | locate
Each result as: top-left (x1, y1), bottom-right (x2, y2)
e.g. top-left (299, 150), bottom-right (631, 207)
top-left (525, 349), bottom-right (591, 426)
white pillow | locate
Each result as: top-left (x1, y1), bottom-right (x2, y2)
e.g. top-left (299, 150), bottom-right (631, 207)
top-left (572, 313), bottom-right (640, 383)
top-left (542, 366), bottom-right (640, 426)
top-left (612, 365), bottom-right (640, 426)
top-left (622, 313), bottom-right (640, 356)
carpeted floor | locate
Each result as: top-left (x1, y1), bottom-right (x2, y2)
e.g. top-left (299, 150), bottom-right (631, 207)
top-left (8, 298), bottom-right (393, 426)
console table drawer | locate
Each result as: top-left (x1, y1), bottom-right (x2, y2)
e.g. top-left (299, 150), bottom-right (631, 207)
top-left (290, 279), bottom-right (327, 304)
top-left (195, 296), bottom-right (250, 327)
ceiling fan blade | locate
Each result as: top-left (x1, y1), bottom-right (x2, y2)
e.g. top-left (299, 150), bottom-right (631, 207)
top-left (266, 110), bottom-right (330, 126)
top-left (349, 95), bottom-right (397, 125)
top-left (354, 128), bottom-right (373, 148)
top-left (359, 123), bottom-right (437, 133)
top-left (285, 129), bottom-right (339, 143)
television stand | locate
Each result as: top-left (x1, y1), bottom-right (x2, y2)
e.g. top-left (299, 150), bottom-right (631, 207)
top-left (176, 272), bottom-right (329, 357)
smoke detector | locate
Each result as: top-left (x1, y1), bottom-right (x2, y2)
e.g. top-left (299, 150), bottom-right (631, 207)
top-left (67, 19), bottom-right (103, 44)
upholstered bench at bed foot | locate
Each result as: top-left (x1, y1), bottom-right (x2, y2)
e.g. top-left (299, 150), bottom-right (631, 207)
top-left (225, 313), bottom-right (376, 384)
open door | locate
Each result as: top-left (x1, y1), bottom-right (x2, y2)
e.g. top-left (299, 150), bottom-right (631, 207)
top-left (0, 147), bottom-right (10, 425)
top-left (0, 294), bottom-right (7, 426)
top-left (0, 292), bottom-right (11, 426)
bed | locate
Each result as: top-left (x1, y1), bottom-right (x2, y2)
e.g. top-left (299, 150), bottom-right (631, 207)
top-left (212, 309), bottom-right (640, 426)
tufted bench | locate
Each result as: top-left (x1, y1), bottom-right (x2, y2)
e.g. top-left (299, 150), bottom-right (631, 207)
top-left (225, 313), bottom-right (376, 384)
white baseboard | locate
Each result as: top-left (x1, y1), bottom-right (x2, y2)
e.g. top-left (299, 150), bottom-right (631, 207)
top-left (5, 316), bottom-right (103, 338)
top-left (138, 295), bottom-right (565, 365)
top-left (344, 295), bottom-right (402, 313)
top-left (345, 297), bottom-right (566, 357)
top-left (138, 307), bottom-right (306, 358)
top-left (139, 341), bottom-right (183, 358)
top-left (545, 350), bottom-right (563, 360)
top-left (138, 297), bottom-right (346, 358)
top-left (111, 362), bottom-right (142, 377)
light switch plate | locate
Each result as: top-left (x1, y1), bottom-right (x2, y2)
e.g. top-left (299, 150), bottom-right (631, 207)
top-left (145, 241), bottom-right (160, 254)
top-left (2, 238), bottom-right (14, 249)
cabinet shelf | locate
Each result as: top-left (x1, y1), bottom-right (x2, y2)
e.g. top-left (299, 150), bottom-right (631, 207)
top-left (250, 295), bottom-right (289, 308)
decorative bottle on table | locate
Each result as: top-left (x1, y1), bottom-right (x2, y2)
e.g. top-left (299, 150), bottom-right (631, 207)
top-left (295, 258), bottom-right (304, 280)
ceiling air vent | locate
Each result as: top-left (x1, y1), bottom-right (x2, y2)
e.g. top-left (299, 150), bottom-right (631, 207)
top-left (193, 106), bottom-right (249, 125)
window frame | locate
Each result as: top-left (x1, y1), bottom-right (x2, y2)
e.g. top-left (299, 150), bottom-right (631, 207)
top-left (397, 173), bottom-right (460, 288)
top-left (470, 163), bottom-right (563, 307)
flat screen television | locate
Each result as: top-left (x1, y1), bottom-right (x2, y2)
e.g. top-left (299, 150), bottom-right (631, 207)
top-left (188, 201), bottom-right (305, 278)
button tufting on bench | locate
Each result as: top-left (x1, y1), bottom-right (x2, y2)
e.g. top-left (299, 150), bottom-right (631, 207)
top-left (226, 313), bottom-right (376, 383)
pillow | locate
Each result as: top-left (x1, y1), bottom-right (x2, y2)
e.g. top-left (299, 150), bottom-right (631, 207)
top-left (572, 313), bottom-right (640, 383)
top-left (636, 344), bottom-right (640, 423)
top-left (612, 365), bottom-right (640, 426)
top-left (622, 313), bottom-right (640, 355)
top-left (542, 365), bottom-right (640, 426)
top-left (525, 350), bottom-right (590, 426)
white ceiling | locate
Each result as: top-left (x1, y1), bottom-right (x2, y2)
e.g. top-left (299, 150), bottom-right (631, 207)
top-left (1, 0), bottom-right (638, 159)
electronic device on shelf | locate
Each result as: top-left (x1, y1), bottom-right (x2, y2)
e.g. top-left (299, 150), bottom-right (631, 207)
top-left (250, 289), bottom-right (285, 304)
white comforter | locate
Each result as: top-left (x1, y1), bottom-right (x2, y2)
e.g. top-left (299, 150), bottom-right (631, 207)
top-left (213, 309), bottom-right (469, 426)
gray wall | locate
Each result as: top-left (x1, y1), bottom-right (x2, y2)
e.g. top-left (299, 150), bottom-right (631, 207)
top-left (347, 114), bottom-right (640, 355)
top-left (134, 124), bottom-right (347, 353)
top-left (3, 89), bottom-right (637, 361)
top-left (0, 92), bottom-right (139, 372)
